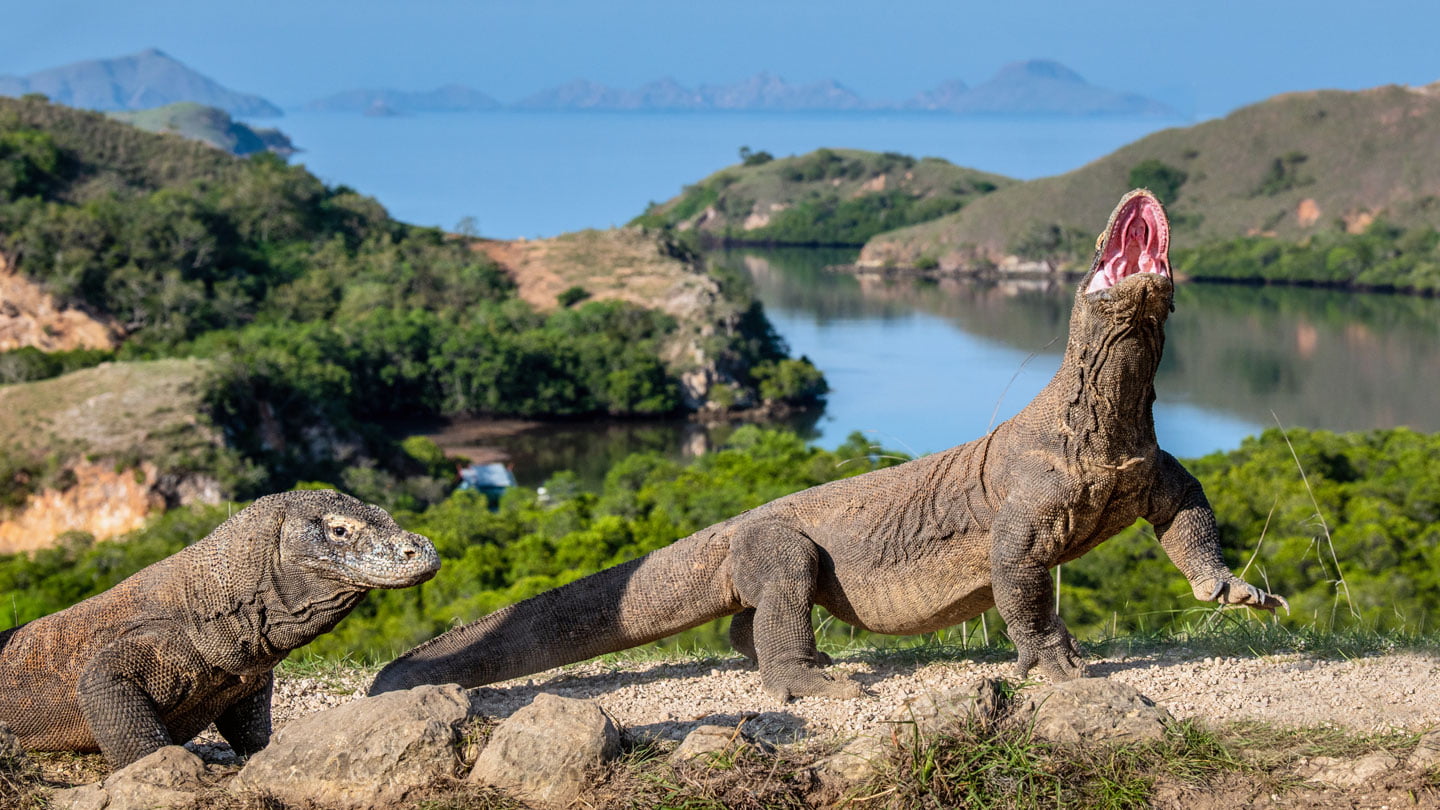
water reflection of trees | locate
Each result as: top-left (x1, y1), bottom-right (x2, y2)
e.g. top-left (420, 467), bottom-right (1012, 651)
top-left (419, 408), bottom-right (824, 491)
top-left (727, 247), bottom-right (1440, 435)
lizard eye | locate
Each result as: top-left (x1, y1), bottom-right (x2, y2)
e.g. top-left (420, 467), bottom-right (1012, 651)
top-left (330, 525), bottom-right (348, 539)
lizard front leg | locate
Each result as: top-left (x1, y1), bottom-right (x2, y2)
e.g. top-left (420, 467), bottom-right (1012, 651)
top-left (213, 672), bottom-right (273, 758)
top-left (1149, 452), bottom-right (1288, 612)
top-left (76, 636), bottom-right (186, 768)
top-left (990, 486), bottom-right (1085, 681)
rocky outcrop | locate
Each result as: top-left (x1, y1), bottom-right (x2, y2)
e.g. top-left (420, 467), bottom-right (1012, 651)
top-left (1297, 753), bottom-right (1401, 787)
top-left (1408, 729), bottom-right (1440, 770)
top-left (670, 723), bottom-right (772, 764)
top-left (0, 462), bottom-right (165, 554)
top-left (0, 256), bottom-right (120, 352)
top-left (0, 359), bottom-right (223, 552)
top-left (1015, 677), bottom-right (1173, 745)
top-left (31, 678), bottom-right (1213, 808)
top-left (50, 746), bottom-right (210, 810)
top-left (468, 693), bottom-right (621, 809)
top-left (230, 684), bottom-right (471, 809)
top-left (814, 679), bottom-right (1005, 785)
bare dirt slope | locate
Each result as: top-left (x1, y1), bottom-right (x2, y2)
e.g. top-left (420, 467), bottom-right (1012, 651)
top-left (473, 228), bottom-right (714, 317)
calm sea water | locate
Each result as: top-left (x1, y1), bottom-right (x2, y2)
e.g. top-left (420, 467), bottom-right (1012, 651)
top-left (275, 112), bottom-right (1440, 482)
top-left (722, 248), bottom-right (1440, 459)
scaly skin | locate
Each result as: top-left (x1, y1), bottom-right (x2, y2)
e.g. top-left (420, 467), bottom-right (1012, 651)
top-left (369, 189), bottom-right (1287, 701)
top-left (0, 490), bottom-right (440, 767)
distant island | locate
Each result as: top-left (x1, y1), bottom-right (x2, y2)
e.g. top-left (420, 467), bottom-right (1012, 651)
top-left (304, 84), bottom-right (502, 115)
top-left (0, 48), bottom-right (281, 117)
top-left (0, 51), bottom-right (1177, 119)
top-left (308, 60), bottom-right (1180, 117)
top-left (107, 102), bottom-right (296, 156)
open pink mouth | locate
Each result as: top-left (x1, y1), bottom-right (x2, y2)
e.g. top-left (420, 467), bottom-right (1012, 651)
top-left (1085, 194), bottom-right (1171, 294)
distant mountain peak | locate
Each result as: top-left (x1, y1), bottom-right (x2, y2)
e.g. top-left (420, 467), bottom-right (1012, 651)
top-left (0, 49), bottom-right (281, 117)
top-left (993, 59), bottom-right (1087, 84)
top-left (908, 58), bottom-right (1176, 117)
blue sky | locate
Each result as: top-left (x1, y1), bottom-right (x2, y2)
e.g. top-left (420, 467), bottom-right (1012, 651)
top-left (4, 0), bottom-right (1438, 117)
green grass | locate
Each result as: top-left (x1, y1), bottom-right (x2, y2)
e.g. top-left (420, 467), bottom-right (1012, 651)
top-left (869, 720), bottom-right (1242, 810)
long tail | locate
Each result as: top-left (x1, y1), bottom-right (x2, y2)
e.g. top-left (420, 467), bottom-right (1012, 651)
top-left (369, 529), bottom-right (738, 694)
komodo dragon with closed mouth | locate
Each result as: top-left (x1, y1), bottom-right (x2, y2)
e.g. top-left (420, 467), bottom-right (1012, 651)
top-left (0, 490), bottom-right (440, 768)
top-left (370, 189), bottom-right (1287, 701)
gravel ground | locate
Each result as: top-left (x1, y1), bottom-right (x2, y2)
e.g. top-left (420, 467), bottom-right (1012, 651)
top-left (258, 648), bottom-right (1440, 749)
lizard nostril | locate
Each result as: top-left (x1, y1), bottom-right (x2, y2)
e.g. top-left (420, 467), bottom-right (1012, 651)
top-left (401, 546), bottom-right (417, 559)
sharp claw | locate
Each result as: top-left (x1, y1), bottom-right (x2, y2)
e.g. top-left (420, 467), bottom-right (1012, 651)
top-left (1206, 580), bottom-right (1226, 602)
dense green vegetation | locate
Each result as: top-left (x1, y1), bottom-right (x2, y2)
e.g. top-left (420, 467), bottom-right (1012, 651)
top-left (0, 346), bottom-right (113, 385)
top-left (1175, 220), bottom-right (1440, 293)
top-left (0, 95), bottom-right (822, 498)
top-left (634, 147), bottom-right (1014, 246)
top-left (5, 425), bottom-right (1438, 661)
top-left (1126, 158), bottom-right (1187, 204)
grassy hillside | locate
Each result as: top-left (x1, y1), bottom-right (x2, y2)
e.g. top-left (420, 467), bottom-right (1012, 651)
top-left (0, 95), bottom-right (822, 511)
top-left (108, 102), bottom-right (296, 156)
top-left (860, 83), bottom-right (1440, 280)
top-left (633, 148), bottom-right (1015, 246)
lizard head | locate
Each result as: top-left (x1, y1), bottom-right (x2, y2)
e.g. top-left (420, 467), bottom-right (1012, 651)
top-left (1072, 188), bottom-right (1174, 332)
top-left (269, 490), bottom-right (441, 589)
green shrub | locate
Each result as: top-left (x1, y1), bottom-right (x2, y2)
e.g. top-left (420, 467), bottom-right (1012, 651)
top-left (557, 285), bottom-right (591, 307)
top-left (1127, 159), bottom-right (1189, 204)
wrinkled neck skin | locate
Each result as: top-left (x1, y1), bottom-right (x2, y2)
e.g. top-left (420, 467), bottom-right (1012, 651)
top-left (1045, 294), bottom-right (1166, 466)
top-left (181, 519), bottom-right (365, 675)
top-left (1016, 189), bottom-right (1173, 469)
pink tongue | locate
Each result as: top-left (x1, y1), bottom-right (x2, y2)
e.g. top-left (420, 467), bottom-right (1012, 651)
top-left (1084, 208), bottom-right (1160, 293)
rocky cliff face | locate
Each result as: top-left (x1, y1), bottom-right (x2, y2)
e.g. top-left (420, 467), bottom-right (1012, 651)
top-left (0, 359), bottom-right (225, 552)
top-left (0, 254), bottom-right (121, 352)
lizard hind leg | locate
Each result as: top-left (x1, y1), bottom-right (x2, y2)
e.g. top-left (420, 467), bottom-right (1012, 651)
top-left (729, 608), bottom-right (834, 668)
top-left (731, 524), bottom-right (858, 701)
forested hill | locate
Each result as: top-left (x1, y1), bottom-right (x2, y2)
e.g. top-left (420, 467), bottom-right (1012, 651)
top-left (0, 95), bottom-right (823, 517)
top-left (858, 83), bottom-right (1440, 292)
top-left (632, 148), bottom-right (1015, 246)
top-left (107, 102), bottom-right (297, 156)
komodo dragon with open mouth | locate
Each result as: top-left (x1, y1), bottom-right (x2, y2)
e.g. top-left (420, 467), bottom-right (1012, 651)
top-left (370, 189), bottom-right (1287, 701)
top-left (0, 490), bottom-right (440, 767)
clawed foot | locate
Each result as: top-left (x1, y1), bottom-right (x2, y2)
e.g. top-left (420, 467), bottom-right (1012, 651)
top-left (1203, 577), bottom-right (1289, 613)
top-left (1015, 631), bottom-right (1086, 682)
top-left (761, 666), bottom-right (863, 701)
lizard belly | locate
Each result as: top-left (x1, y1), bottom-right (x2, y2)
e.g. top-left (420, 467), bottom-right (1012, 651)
top-left (819, 561), bottom-right (993, 635)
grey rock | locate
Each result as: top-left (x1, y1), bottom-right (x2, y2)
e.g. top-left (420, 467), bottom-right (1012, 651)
top-left (49, 784), bottom-right (109, 810)
top-left (1300, 753), bottom-right (1399, 786)
top-left (1409, 730), bottom-right (1440, 770)
top-left (468, 693), bottom-right (620, 808)
top-left (815, 679), bottom-right (1004, 785)
top-left (0, 721), bottom-right (29, 766)
top-left (51, 746), bottom-right (208, 810)
top-left (231, 684), bottom-right (471, 809)
top-left (670, 724), bottom-right (772, 764)
top-left (1016, 677), bottom-right (1172, 745)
